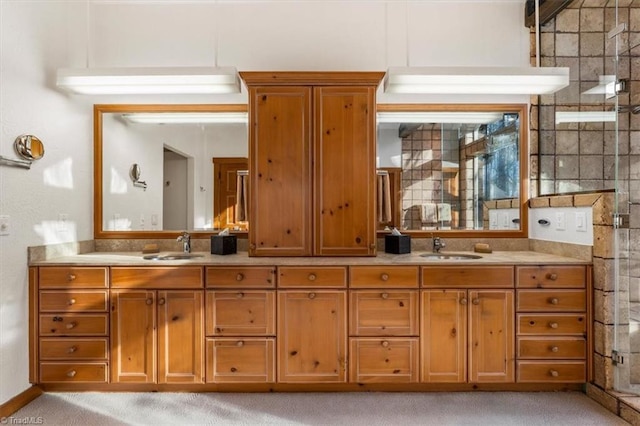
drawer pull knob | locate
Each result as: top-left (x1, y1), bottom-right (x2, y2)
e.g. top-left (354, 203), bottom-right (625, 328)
top-left (308, 273), bottom-right (317, 281)
top-left (309, 292), bottom-right (316, 299)
top-left (68, 346), bottom-right (77, 353)
top-left (236, 273), bottom-right (244, 281)
top-left (66, 322), bottom-right (77, 329)
top-left (146, 298), bottom-right (153, 305)
top-left (549, 369), bottom-right (559, 377)
top-left (66, 370), bottom-right (77, 378)
top-left (381, 341), bottom-right (389, 348)
top-left (68, 274), bottom-right (77, 281)
top-left (460, 298), bottom-right (468, 305)
top-left (381, 292), bottom-right (389, 299)
top-left (550, 346), bottom-right (559, 353)
top-left (236, 292), bottom-right (244, 299)
top-left (472, 298), bottom-right (480, 305)
top-left (380, 273), bottom-right (389, 281)
top-left (549, 322), bottom-right (559, 329)
top-left (546, 273), bottom-right (558, 281)
top-left (236, 340), bottom-right (245, 347)
top-left (158, 298), bottom-right (166, 306)
top-left (68, 298), bottom-right (76, 305)
top-left (549, 298), bottom-right (559, 305)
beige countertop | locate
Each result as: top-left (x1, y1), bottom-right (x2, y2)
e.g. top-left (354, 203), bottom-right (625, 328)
top-left (30, 250), bottom-right (591, 266)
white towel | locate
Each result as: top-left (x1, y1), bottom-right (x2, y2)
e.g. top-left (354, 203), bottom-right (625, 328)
top-left (420, 203), bottom-right (438, 223)
top-left (437, 203), bottom-right (452, 222)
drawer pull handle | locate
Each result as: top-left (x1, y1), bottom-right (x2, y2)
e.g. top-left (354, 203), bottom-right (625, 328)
top-left (158, 298), bottom-right (166, 306)
top-left (549, 298), bottom-right (559, 305)
top-left (66, 370), bottom-right (77, 378)
top-left (236, 340), bottom-right (244, 347)
top-left (68, 298), bottom-right (76, 305)
top-left (381, 292), bottom-right (389, 299)
top-left (236, 273), bottom-right (245, 281)
top-left (146, 298), bottom-right (153, 305)
top-left (460, 298), bottom-right (468, 305)
top-left (68, 346), bottom-right (77, 353)
top-left (308, 292), bottom-right (316, 299)
top-left (549, 369), bottom-right (559, 377)
top-left (66, 322), bottom-right (77, 329)
top-left (472, 298), bottom-right (480, 305)
top-left (550, 346), bottom-right (559, 353)
top-left (381, 341), bottom-right (390, 348)
top-left (380, 273), bottom-right (389, 281)
top-left (53, 316), bottom-right (63, 322)
top-left (68, 274), bottom-right (77, 281)
top-left (549, 322), bottom-right (559, 329)
top-left (308, 273), bottom-right (317, 281)
top-left (546, 273), bottom-right (558, 281)
top-left (236, 292), bottom-right (244, 299)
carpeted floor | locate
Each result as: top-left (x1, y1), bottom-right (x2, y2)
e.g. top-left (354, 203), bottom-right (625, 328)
top-left (9, 391), bottom-right (629, 425)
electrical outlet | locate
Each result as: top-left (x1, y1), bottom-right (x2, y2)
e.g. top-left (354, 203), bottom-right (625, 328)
top-left (575, 212), bottom-right (587, 232)
top-left (555, 212), bottom-right (566, 231)
top-left (0, 215), bottom-right (9, 236)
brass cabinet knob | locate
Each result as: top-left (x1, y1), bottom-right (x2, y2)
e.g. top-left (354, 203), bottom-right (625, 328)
top-left (549, 369), bottom-right (559, 377)
top-left (68, 346), bottom-right (77, 353)
top-left (146, 298), bottom-right (153, 305)
top-left (550, 346), bottom-right (559, 353)
top-left (308, 292), bottom-right (316, 299)
top-left (549, 322), bottom-right (559, 329)
top-left (472, 298), bottom-right (480, 305)
top-left (308, 273), bottom-right (317, 281)
top-left (236, 340), bottom-right (244, 347)
top-left (67, 274), bottom-right (77, 281)
top-left (66, 322), bottom-right (77, 329)
top-left (68, 298), bottom-right (76, 305)
top-left (158, 298), bottom-right (166, 306)
top-left (381, 292), bottom-right (389, 299)
top-left (380, 273), bottom-right (389, 281)
top-left (249, 243), bottom-right (256, 250)
top-left (460, 298), bottom-right (468, 305)
top-left (236, 273), bottom-right (245, 281)
top-left (236, 292), bottom-right (244, 299)
top-left (546, 273), bottom-right (558, 281)
top-left (381, 340), bottom-right (390, 348)
top-left (549, 298), bottom-right (559, 305)
top-left (66, 370), bottom-right (77, 378)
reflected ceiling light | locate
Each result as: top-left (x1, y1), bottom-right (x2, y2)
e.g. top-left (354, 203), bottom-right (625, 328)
top-left (377, 111), bottom-right (503, 124)
top-left (384, 66), bottom-right (570, 95)
top-left (555, 111), bottom-right (616, 124)
top-left (56, 67), bottom-right (241, 95)
top-left (582, 75), bottom-right (626, 99)
top-left (122, 112), bottom-right (248, 124)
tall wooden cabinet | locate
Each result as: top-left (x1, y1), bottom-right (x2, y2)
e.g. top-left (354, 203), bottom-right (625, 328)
top-left (240, 72), bottom-right (384, 257)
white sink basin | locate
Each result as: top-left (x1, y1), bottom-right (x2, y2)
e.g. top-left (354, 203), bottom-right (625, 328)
top-left (420, 253), bottom-right (483, 260)
top-left (143, 253), bottom-right (204, 260)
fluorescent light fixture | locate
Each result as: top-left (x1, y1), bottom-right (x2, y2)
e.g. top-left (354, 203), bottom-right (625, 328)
top-left (384, 66), bottom-right (570, 95)
top-left (555, 111), bottom-right (616, 124)
top-left (122, 112), bottom-right (248, 124)
top-left (56, 67), bottom-right (240, 95)
top-left (377, 111), bottom-right (503, 124)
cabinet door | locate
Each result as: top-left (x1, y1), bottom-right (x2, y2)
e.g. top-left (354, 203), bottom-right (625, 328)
top-left (278, 291), bottom-right (347, 382)
top-left (248, 86), bottom-right (313, 256)
top-left (314, 86), bottom-right (377, 256)
top-left (421, 290), bottom-right (467, 383)
top-left (157, 290), bottom-right (203, 384)
top-left (468, 290), bottom-right (514, 383)
top-left (111, 290), bottom-right (156, 383)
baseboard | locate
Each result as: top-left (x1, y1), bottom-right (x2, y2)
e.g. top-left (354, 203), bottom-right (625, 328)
top-left (0, 386), bottom-right (43, 418)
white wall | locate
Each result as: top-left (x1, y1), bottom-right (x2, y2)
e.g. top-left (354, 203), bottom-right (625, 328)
top-left (0, 0), bottom-right (529, 404)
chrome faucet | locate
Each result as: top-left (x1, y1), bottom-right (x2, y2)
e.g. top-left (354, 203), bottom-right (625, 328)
top-left (432, 235), bottom-right (445, 253)
top-left (177, 231), bottom-right (191, 253)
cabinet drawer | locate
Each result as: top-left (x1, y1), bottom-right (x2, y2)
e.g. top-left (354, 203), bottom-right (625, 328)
top-left (206, 267), bottom-right (276, 288)
top-left (111, 266), bottom-right (203, 289)
top-left (349, 338), bottom-right (419, 383)
top-left (517, 361), bottom-right (586, 383)
top-left (517, 290), bottom-right (586, 312)
top-left (422, 266), bottom-right (514, 288)
top-left (517, 314), bottom-right (586, 335)
top-left (206, 338), bottom-right (275, 383)
top-left (40, 338), bottom-right (108, 360)
top-left (39, 267), bottom-right (108, 288)
top-left (349, 290), bottom-right (418, 336)
top-left (39, 314), bottom-right (108, 336)
top-left (278, 266), bottom-right (347, 288)
top-left (206, 290), bottom-right (275, 336)
top-left (39, 290), bottom-right (108, 312)
top-left (350, 266), bottom-right (419, 288)
top-left (517, 337), bottom-right (586, 359)
top-left (39, 362), bottom-right (108, 383)
top-left (516, 266), bottom-right (586, 288)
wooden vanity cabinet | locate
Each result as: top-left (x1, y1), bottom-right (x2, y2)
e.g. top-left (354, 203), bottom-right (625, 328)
top-left (241, 72), bottom-right (384, 257)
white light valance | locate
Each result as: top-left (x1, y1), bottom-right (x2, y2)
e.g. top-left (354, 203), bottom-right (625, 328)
top-left (122, 112), bottom-right (248, 124)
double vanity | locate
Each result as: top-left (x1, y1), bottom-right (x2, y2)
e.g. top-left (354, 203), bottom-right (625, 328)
top-left (29, 249), bottom-right (591, 392)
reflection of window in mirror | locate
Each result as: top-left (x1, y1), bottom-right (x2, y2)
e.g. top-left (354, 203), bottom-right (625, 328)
top-left (376, 105), bottom-right (525, 233)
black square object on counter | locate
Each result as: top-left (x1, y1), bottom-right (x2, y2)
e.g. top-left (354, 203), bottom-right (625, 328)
top-left (211, 235), bottom-right (237, 255)
top-left (384, 234), bottom-right (411, 254)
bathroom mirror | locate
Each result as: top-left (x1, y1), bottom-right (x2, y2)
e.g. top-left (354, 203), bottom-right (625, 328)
top-left (14, 134), bottom-right (45, 160)
top-left (94, 104), bottom-right (248, 238)
top-left (376, 104), bottom-right (528, 238)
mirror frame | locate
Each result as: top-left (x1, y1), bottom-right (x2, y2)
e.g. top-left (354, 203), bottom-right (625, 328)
top-left (94, 103), bottom-right (249, 239)
top-left (376, 103), bottom-right (529, 239)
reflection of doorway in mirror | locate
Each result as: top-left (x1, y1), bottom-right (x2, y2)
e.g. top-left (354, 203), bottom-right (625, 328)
top-left (163, 148), bottom-right (189, 230)
top-left (213, 158), bottom-right (248, 231)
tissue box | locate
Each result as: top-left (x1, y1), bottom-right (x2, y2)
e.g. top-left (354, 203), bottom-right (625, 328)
top-left (384, 235), bottom-right (411, 254)
top-left (211, 235), bottom-right (237, 255)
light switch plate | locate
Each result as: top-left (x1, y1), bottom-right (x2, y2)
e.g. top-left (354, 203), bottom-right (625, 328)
top-left (576, 212), bottom-right (587, 232)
